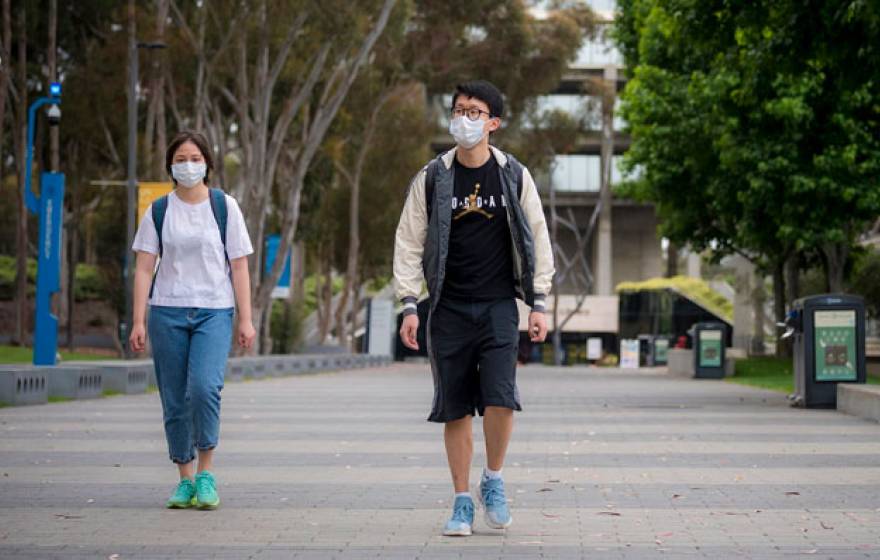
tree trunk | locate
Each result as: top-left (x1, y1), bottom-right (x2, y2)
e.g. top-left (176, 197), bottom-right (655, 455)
top-left (823, 242), bottom-right (849, 294)
top-left (0, 0), bottom-right (9, 164)
top-left (666, 241), bottom-right (678, 277)
top-left (772, 261), bottom-right (789, 359)
top-left (13, 1), bottom-right (27, 346)
top-left (751, 271), bottom-right (766, 356)
top-left (784, 253), bottom-right (800, 306)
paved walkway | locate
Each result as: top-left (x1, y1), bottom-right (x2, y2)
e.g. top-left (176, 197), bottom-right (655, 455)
top-left (0, 363), bottom-right (878, 559)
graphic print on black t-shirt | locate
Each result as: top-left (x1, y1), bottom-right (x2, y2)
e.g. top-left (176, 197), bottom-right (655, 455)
top-left (442, 156), bottom-right (516, 301)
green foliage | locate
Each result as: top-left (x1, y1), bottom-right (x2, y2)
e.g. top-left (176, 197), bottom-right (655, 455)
top-left (848, 247), bottom-right (880, 317)
top-left (0, 256), bottom-right (108, 301)
top-left (615, 0), bottom-right (880, 289)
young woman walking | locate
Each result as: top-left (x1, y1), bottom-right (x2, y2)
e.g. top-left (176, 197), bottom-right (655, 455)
top-left (129, 130), bottom-right (256, 509)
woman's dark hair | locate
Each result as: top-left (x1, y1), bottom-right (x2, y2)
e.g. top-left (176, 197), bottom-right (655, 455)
top-left (165, 130), bottom-right (214, 185)
top-left (451, 80), bottom-right (504, 119)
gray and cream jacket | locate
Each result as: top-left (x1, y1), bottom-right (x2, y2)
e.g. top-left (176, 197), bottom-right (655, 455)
top-left (393, 146), bottom-right (555, 316)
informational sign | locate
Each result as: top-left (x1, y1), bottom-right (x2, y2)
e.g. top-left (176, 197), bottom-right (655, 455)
top-left (620, 339), bottom-right (640, 369)
top-left (367, 299), bottom-right (395, 357)
top-left (264, 234), bottom-right (292, 299)
top-left (587, 337), bottom-right (603, 360)
top-left (654, 338), bottom-right (669, 364)
top-left (137, 182), bottom-right (173, 224)
top-left (814, 310), bottom-right (857, 382)
top-left (698, 329), bottom-right (723, 368)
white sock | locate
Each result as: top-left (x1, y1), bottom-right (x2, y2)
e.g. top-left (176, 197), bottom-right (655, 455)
top-left (483, 467), bottom-right (503, 480)
top-left (454, 491), bottom-right (471, 500)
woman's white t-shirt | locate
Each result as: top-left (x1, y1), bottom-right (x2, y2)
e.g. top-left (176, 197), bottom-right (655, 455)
top-left (132, 190), bottom-right (254, 308)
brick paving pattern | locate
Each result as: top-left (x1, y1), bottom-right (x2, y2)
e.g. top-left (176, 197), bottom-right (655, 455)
top-left (1, 364), bottom-right (878, 559)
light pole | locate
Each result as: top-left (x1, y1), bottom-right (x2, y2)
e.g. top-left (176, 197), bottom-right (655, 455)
top-left (121, 37), bottom-right (166, 358)
top-left (25, 82), bottom-right (64, 366)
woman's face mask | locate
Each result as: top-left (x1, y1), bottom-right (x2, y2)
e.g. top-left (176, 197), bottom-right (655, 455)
top-left (171, 161), bottom-right (207, 188)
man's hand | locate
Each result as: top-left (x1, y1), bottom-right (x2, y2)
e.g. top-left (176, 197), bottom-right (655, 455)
top-left (400, 314), bottom-right (419, 350)
top-left (528, 311), bottom-right (547, 343)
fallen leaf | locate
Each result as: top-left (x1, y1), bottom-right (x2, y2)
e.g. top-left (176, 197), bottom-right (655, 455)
top-left (597, 511), bottom-right (621, 516)
top-left (542, 512), bottom-right (560, 518)
top-left (785, 491), bottom-right (801, 496)
top-left (820, 522), bottom-right (833, 530)
top-left (537, 488), bottom-right (553, 493)
top-left (672, 494), bottom-right (683, 499)
top-left (54, 514), bottom-right (84, 520)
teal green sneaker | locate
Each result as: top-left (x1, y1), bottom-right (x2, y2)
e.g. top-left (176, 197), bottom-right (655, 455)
top-left (194, 471), bottom-right (220, 510)
top-left (166, 478), bottom-right (196, 509)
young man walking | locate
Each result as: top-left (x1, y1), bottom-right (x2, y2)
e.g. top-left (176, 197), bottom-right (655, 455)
top-left (393, 80), bottom-right (555, 536)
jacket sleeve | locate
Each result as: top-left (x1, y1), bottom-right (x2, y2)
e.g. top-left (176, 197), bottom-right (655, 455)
top-left (393, 167), bottom-right (428, 316)
top-left (520, 166), bottom-right (555, 311)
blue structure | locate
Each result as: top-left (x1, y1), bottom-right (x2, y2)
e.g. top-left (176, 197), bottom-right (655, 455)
top-left (264, 234), bottom-right (292, 298)
top-left (25, 83), bottom-right (64, 366)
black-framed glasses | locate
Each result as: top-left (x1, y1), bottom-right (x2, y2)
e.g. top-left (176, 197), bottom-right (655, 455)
top-left (452, 106), bottom-right (492, 121)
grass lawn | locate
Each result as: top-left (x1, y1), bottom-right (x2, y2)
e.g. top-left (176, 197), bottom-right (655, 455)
top-left (729, 356), bottom-right (880, 393)
top-left (0, 345), bottom-right (116, 365)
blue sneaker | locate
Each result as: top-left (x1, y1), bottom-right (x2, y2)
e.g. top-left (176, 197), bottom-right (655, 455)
top-left (442, 495), bottom-right (475, 536)
top-left (479, 476), bottom-right (512, 529)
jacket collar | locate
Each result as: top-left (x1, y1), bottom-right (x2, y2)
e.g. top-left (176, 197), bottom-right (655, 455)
top-left (441, 145), bottom-right (508, 170)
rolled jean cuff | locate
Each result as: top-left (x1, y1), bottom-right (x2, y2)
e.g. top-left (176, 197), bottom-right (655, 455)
top-left (170, 452), bottom-right (196, 465)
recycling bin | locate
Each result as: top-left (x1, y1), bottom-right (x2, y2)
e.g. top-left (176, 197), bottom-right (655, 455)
top-left (790, 294), bottom-right (866, 408)
top-left (653, 336), bottom-right (671, 366)
top-left (693, 322), bottom-right (727, 378)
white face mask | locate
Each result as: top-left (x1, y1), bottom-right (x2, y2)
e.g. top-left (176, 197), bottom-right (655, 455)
top-left (448, 116), bottom-right (487, 149)
top-left (171, 161), bottom-right (207, 188)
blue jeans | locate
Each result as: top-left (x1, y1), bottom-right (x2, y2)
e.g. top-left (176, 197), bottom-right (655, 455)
top-left (148, 306), bottom-right (233, 464)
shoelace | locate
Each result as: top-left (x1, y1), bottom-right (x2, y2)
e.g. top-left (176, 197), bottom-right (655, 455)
top-left (483, 481), bottom-right (506, 507)
top-left (452, 499), bottom-right (474, 522)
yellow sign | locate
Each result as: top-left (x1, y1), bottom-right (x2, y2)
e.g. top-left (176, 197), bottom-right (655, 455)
top-left (137, 182), bottom-right (173, 224)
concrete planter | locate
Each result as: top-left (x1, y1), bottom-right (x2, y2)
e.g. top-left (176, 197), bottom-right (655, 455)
top-left (0, 367), bottom-right (49, 406)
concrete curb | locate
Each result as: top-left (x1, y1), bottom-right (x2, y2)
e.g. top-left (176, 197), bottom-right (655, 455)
top-left (837, 383), bottom-right (880, 423)
top-left (0, 354), bottom-right (392, 407)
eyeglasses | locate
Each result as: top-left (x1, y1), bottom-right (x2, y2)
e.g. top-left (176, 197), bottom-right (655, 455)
top-left (452, 106), bottom-right (492, 121)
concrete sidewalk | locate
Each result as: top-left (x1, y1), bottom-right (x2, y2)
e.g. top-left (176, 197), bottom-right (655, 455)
top-left (0, 364), bottom-right (878, 559)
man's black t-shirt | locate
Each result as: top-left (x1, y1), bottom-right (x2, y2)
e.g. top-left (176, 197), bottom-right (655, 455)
top-left (441, 156), bottom-right (516, 301)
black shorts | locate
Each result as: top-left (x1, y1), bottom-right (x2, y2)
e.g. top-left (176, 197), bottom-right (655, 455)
top-left (427, 297), bottom-right (522, 423)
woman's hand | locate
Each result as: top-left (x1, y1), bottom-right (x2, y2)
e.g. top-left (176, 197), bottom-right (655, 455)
top-left (129, 322), bottom-right (147, 353)
top-left (238, 319), bottom-right (256, 349)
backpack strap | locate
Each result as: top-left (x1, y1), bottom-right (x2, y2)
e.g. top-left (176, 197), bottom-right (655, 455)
top-left (424, 157), bottom-right (442, 220)
top-left (149, 195), bottom-right (169, 299)
top-left (208, 188), bottom-right (229, 263)
top-left (151, 194), bottom-right (169, 258)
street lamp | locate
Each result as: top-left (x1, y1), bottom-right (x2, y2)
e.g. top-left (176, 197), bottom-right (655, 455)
top-left (121, 40), bottom-right (166, 358)
top-left (25, 82), bottom-right (64, 365)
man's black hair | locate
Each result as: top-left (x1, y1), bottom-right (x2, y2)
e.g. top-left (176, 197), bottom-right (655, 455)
top-left (451, 80), bottom-right (504, 119)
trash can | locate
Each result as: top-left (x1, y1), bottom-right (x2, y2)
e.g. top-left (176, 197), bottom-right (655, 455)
top-left (693, 322), bottom-right (727, 378)
top-left (789, 294), bottom-right (866, 408)
top-left (653, 336), bottom-right (671, 366)
top-left (637, 334), bottom-right (654, 366)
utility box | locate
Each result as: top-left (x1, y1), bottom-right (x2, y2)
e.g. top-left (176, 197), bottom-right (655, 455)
top-left (693, 322), bottom-right (727, 378)
top-left (790, 294), bottom-right (866, 408)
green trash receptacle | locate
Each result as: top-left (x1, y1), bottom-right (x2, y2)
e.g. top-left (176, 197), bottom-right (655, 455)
top-left (693, 322), bottom-right (727, 379)
top-left (790, 294), bottom-right (866, 409)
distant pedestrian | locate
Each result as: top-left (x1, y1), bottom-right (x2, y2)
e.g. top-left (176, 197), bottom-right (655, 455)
top-left (393, 81), bottom-right (555, 536)
top-left (129, 130), bottom-right (256, 509)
